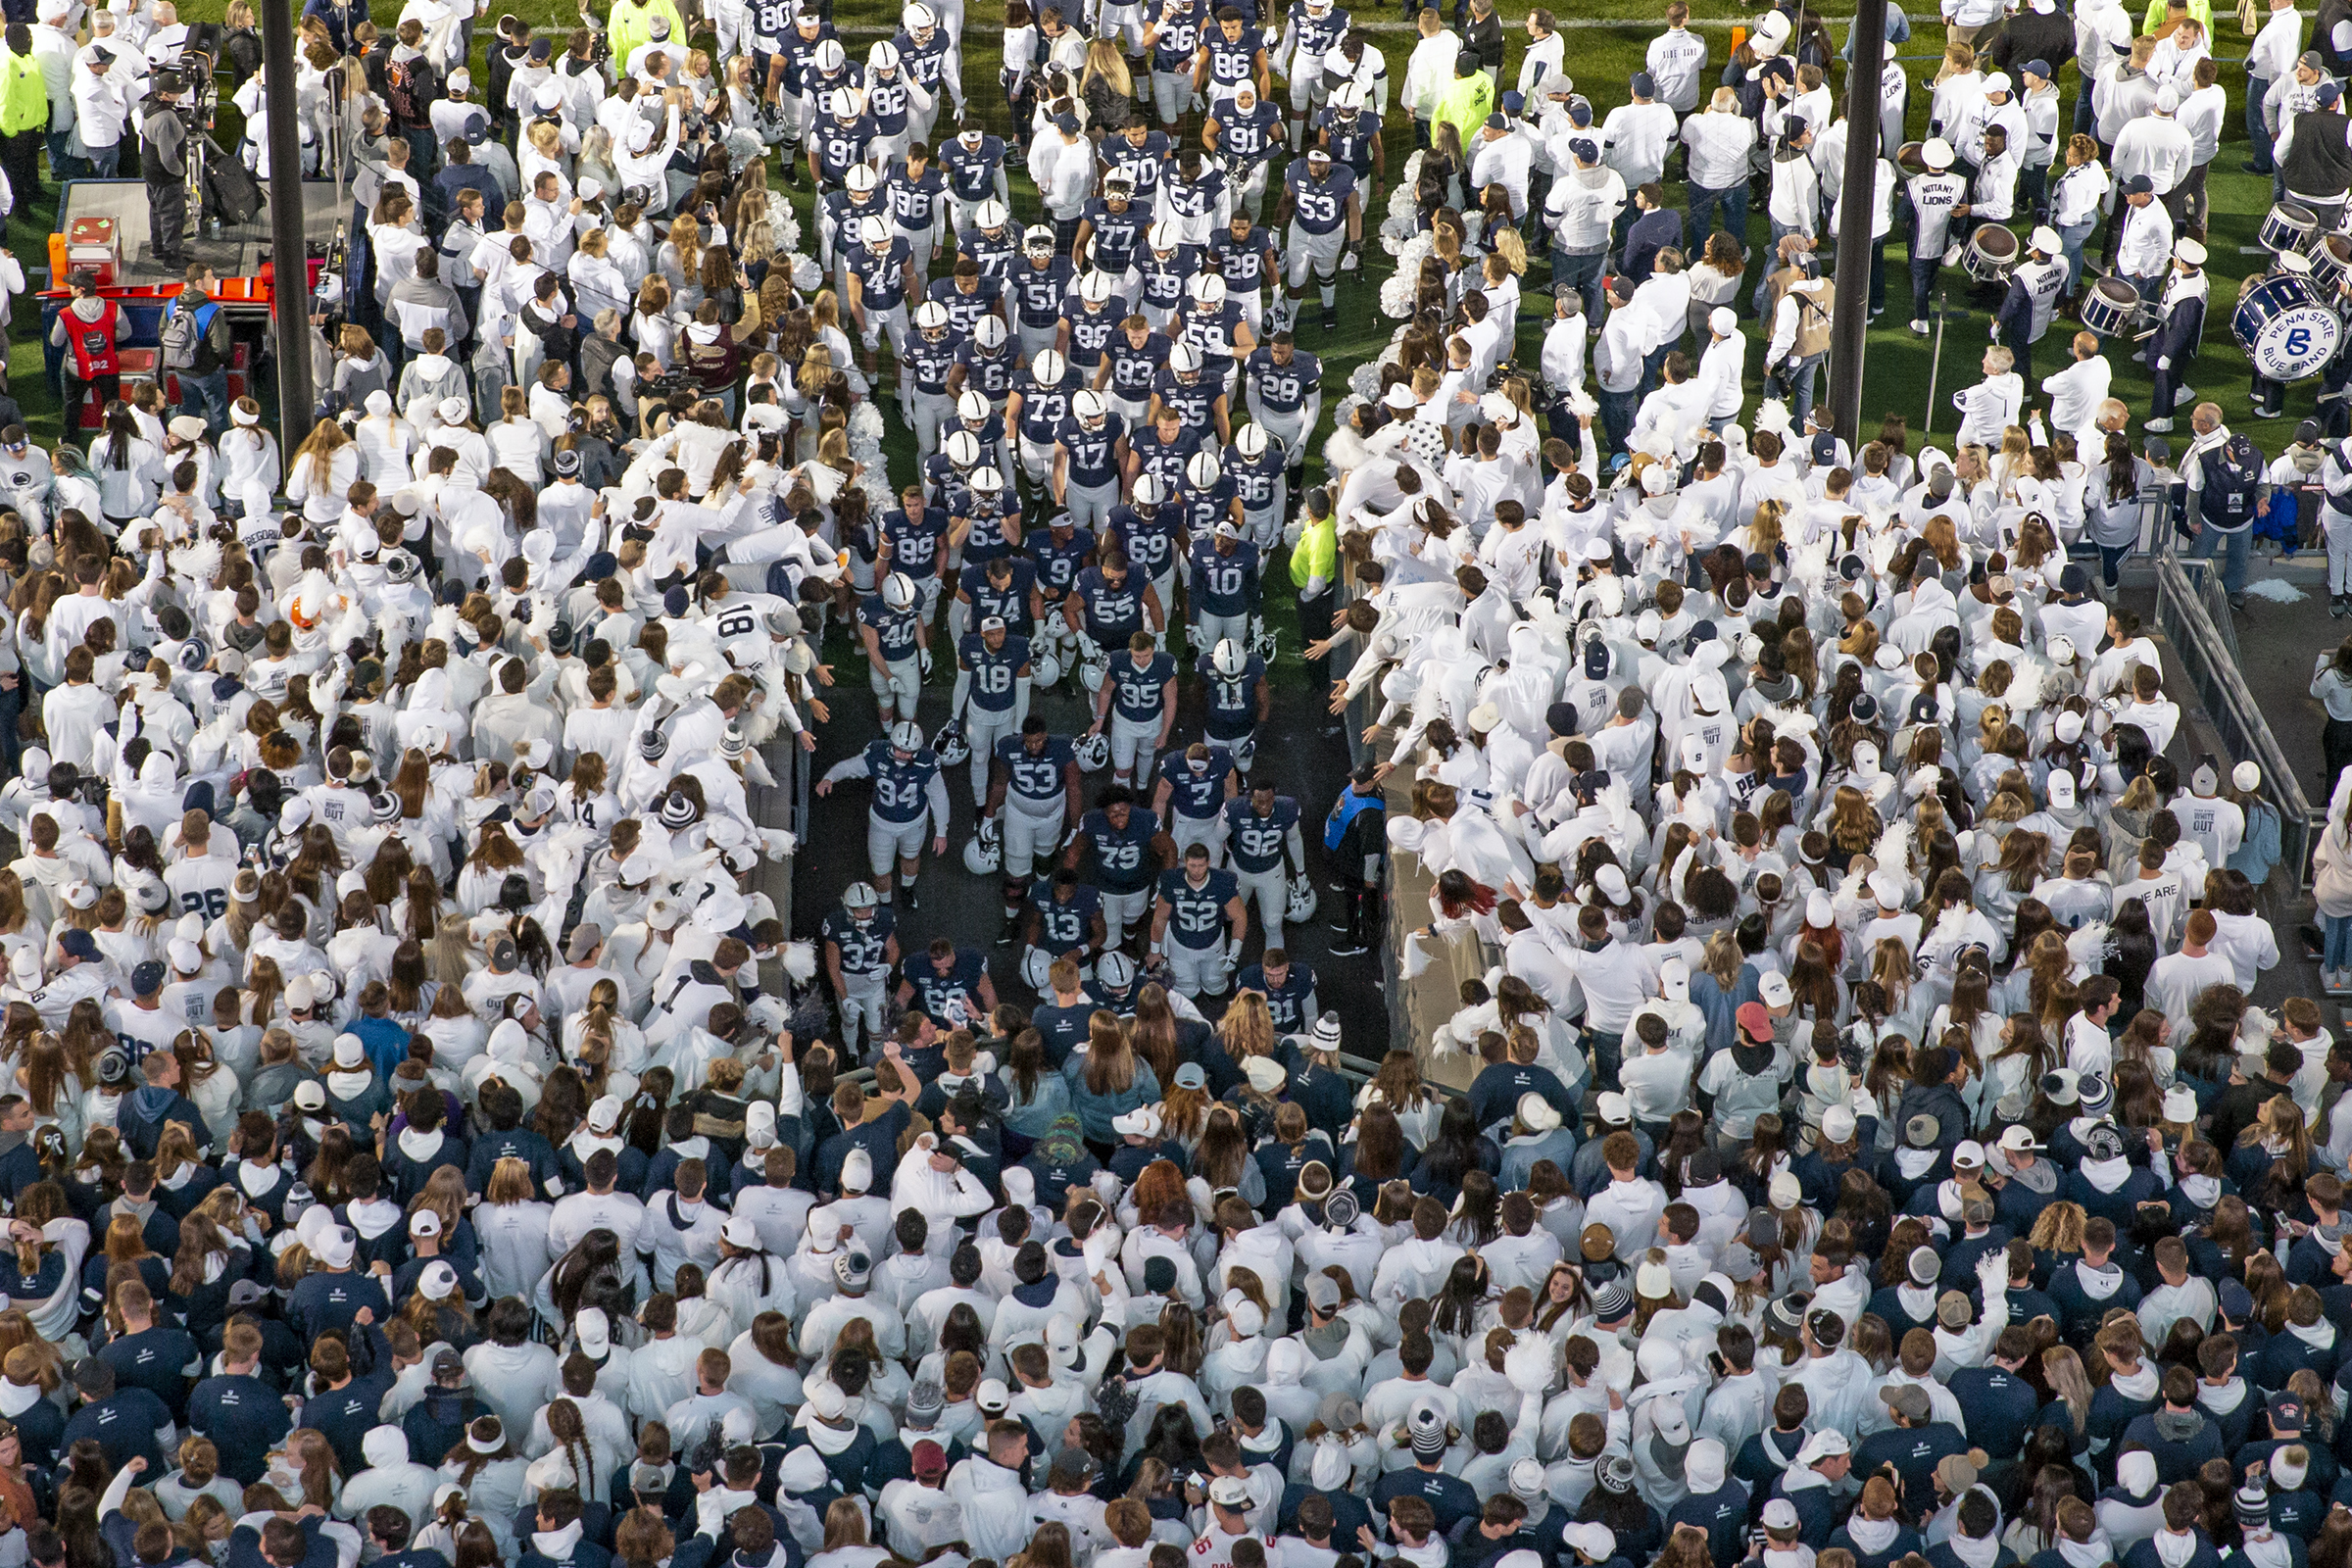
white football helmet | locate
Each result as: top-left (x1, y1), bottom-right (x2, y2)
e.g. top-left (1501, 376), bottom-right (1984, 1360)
top-left (1186, 450), bottom-right (1222, 488)
top-left (902, 2), bottom-right (935, 30)
top-left (1080, 270), bottom-right (1117, 305)
top-left (1192, 274), bottom-right (1228, 307)
top-left (975, 198), bottom-right (1009, 230)
top-left (1133, 474), bottom-right (1167, 507)
top-left (1033, 649), bottom-right (1064, 686)
top-left (1148, 220), bottom-right (1182, 252)
top-left (915, 301), bottom-right (951, 333)
top-left (858, 214), bottom-right (891, 248)
top-left (962, 833), bottom-right (1002, 875)
top-left (868, 39), bottom-right (900, 70)
top-left (1234, 425), bottom-right (1269, 461)
top-left (1169, 342), bottom-right (1202, 375)
top-left (973, 316), bottom-right (1007, 349)
top-left (1032, 348), bottom-right (1067, 384)
top-left (971, 466), bottom-right (1006, 494)
top-left (1073, 390), bottom-right (1107, 424)
top-left (1073, 731), bottom-right (1111, 769)
top-left (814, 38), bottom-right (845, 71)
top-left (845, 163), bottom-right (878, 192)
top-left (844, 881), bottom-right (880, 909)
top-left (881, 572), bottom-right (917, 611)
top-left (1286, 873), bottom-right (1320, 923)
top-left (944, 429), bottom-right (982, 467)
top-left (932, 719), bottom-right (971, 766)
top-left (957, 389), bottom-right (991, 423)
top-left (1212, 638), bottom-right (1247, 677)
top-left (1023, 223), bottom-right (1056, 255)
top-left (888, 720), bottom-right (925, 752)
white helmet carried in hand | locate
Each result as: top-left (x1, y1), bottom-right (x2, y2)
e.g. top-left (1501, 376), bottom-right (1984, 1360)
top-left (1079, 653), bottom-right (1109, 693)
top-left (1032, 349), bottom-right (1067, 384)
top-left (1250, 613), bottom-right (1277, 662)
top-left (1234, 424), bottom-right (1269, 461)
top-left (932, 718), bottom-right (971, 765)
top-left (889, 720), bottom-right (926, 752)
top-left (881, 572), bottom-right (917, 611)
top-left (1186, 450), bottom-right (1222, 488)
top-left (1234, 735), bottom-right (1257, 771)
top-left (1287, 872), bottom-right (1320, 923)
top-left (944, 429), bottom-right (982, 467)
top-left (975, 198), bottom-right (1009, 230)
top-left (1212, 638), bottom-right (1247, 677)
top-left (1033, 648), bottom-right (1064, 687)
top-left (973, 315), bottom-right (1007, 349)
top-left (962, 831), bottom-right (1003, 875)
top-left (1073, 730), bottom-right (1111, 769)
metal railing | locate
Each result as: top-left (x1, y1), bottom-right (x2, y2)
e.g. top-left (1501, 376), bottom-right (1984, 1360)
top-left (2152, 553), bottom-right (2326, 889)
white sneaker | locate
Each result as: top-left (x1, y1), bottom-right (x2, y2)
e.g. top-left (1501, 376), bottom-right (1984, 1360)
top-left (2174, 385), bottom-right (2195, 407)
top-left (2143, 416), bottom-right (2174, 433)
top-left (1909, 318), bottom-right (1930, 335)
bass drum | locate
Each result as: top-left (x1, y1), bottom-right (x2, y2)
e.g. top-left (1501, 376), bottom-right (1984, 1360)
top-left (2234, 274), bottom-right (2345, 380)
top-left (1963, 223), bottom-right (2019, 283)
top-left (1896, 140), bottom-right (1928, 174)
top-left (2080, 276), bottom-right (2143, 337)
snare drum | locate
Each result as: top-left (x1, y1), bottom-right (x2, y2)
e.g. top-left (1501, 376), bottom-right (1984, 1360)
top-left (2314, 234), bottom-right (2352, 294)
top-left (2081, 276), bottom-right (2142, 337)
top-left (1963, 223), bottom-right (2019, 284)
top-left (2261, 201), bottom-right (2320, 254)
top-left (2234, 273), bottom-right (2344, 380)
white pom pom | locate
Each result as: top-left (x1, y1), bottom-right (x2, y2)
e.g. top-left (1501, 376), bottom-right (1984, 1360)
top-left (850, 402), bottom-right (885, 444)
top-left (782, 940), bottom-right (817, 983)
top-left (1504, 1333), bottom-right (1553, 1395)
top-left (1378, 272), bottom-right (1417, 318)
top-left (1349, 362), bottom-right (1383, 401)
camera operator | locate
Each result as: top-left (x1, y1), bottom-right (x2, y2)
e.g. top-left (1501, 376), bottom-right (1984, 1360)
top-left (141, 69), bottom-right (191, 269)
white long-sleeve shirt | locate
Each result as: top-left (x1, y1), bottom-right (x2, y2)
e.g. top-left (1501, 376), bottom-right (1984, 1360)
top-left (2250, 6), bottom-right (2305, 80)
top-left (2112, 114), bottom-right (2193, 192)
top-left (1646, 25), bottom-right (1708, 113)
top-left (1953, 370), bottom-right (2025, 448)
top-left (1601, 101), bottom-right (1677, 187)
top-left (2116, 197), bottom-right (2175, 279)
top-left (1470, 128), bottom-right (1534, 218)
top-left (1681, 110), bottom-right (1755, 190)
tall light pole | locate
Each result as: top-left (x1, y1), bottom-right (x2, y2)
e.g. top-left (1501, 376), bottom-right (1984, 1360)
top-left (259, 0), bottom-right (313, 434)
top-left (1828, 0), bottom-right (1888, 445)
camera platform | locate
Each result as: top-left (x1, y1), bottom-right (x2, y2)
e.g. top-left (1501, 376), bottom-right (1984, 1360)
top-left (46, 174), bottom-right (341, 290)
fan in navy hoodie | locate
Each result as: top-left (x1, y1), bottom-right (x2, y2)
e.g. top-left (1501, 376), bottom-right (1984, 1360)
top-left (1826, 1476), bottom-right (1924, 1568)
top-left (1943, 1200), bottom-right (2014, 1285)
top-left (186, 1324), bottom-right (293, 1486)
top-left (58, 1357), bottom-right (172, 1474)
top-left (2048, 1218), bottom-right (2144, 1342)
top-left (1989, 1126), bottom-right (2065, 1233)
top-left (1869, 1246), bottom-right (1947, 1343)
top-left (1946, 1328), bottom-right (2042, 1465)
top-left (1854, 1384), bottom-right (1970, 1519)
top-left (2067, 1124), bottom-right (2165, 1227)
top-left (1734, 1389), bottom-right (1813, 1499)
top-left (297, 1335), bottom-right (398, 1478)
top-left (1927, 1488), bottom-right (2020, 1568)
top-left (1763, 1430), bottom-right (1850, 1549)
top-left (366, 1512), bottom-right (451, 1568)
top-left (465, 1083), bottom-right (568, 1198)
top-left (224, 1513), bottom-right (346, 1568)
top-left (2221, 1487), bottom-right (2311, 1568)
top-left (2086, 1324), bottom-right (2166, 1474)
top-left (2262, 1290), bottom-right (2343, 1393)
top-left (1994, 1244), bottom-right (2062, 1331)
top-left (518, 1491), bottom-right (612, 1568)
top-left (2120, 1367), bottom-right (2226, 1484)
top-left (2120, 1488), bottom-right (2224, 1568)
top-left (1664, 1439), bottom-right (1748, 1568)
top-left (2189, 1338), bottom-right (2257, 1453)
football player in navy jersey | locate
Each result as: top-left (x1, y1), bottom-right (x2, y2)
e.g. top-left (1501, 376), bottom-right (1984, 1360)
top-left (1152, 841), bottom-right (1247, 998)
top-left (1274, 0), bottom-right (1349, 150)
top-left (1237, 949), bottom-right (1318, 1035)
top-left (860, 40), bottom-right (930, 162)
top-left (1141, 0), bottom-right (1206, 128)
top-left (885, 144), bottom-right (950, 291)
top-left (845, 214), bottom-right (919, 378)
top-left (1194, 6), bottom-right (1271, 114)
top-left (1131, 220), bottom-right (1200, 329)
top-left (1172, 274), bottom-right (1253, 393)
top-left (1091, 629), bottom-right (1179, 789)
top-left (1148, 343), bottom-right (1228, 443)
top-left (1027, 512), bottom-right (1097, 630)
top-left (1006, 347), bottom-right (1082, 494)
top-left (1190, 526), bottom-right (1262, 659)
top-left (899, 936), bottom-right (997, 1029)
top-left (954, 552), bottom-right (1041, 649)
top-left (1052, 389), bottom-right (1129, 536)
top-left (1206, 211), bottom-right (1278, 332)
top-left (1124, 406), bottom-right (1201, 499)
top-left (989, 717), bottom-right (1087, 936)
top-left (1223, 777), bottom-right (1305, 950)
top-left (1152, 739), bottom-right (1239, 859)
top-left (821, 882), bottom-right (901, 1056)
top-left (1067, 787), bottom-right (1165, 951)
top-left (893, 2), bottom-right (958, 144)
top-left (1273, 146), bottom-right (1360, 332)
top-left (880, 482), bottom-right (954, 621)
top-left (926, 254), bottom-right (1009, 339)
top-left (1057, 272), bottom-right (1129, 383)
top-left (1100, 314), bottom-right (1171, 424)
top-left (956, 197), bottom-right (1018, 278)
top-left (1073, 177), bottom-right (1149, 276)
top-left (1007, 227), bottom-right (1077, 364)
top-left (808, 84), bottom-right (877, 190)
top-left (817, 718), bottom-right (952, 907)
top-left (903, 301), bottom-right (961, 462)
top-left (1105, 473), bottom-right (1184, 618)
top-left (1066, 545), bottom-right (1164, 662)
top-left (1242, 330), bottom-right (1321, 471)
top-left (1021, 870), bottom-right (1107, 987)
top-left (950, 613), bottom-right (1033, 808)
top-left (1152, 149), bottom-right (1232, 246)
top-left (939, 122), bottom-right (1009, 231)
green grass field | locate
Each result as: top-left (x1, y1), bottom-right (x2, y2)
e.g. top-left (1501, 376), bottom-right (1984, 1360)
top-left (0, 0), bottom-right (2298, 471)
